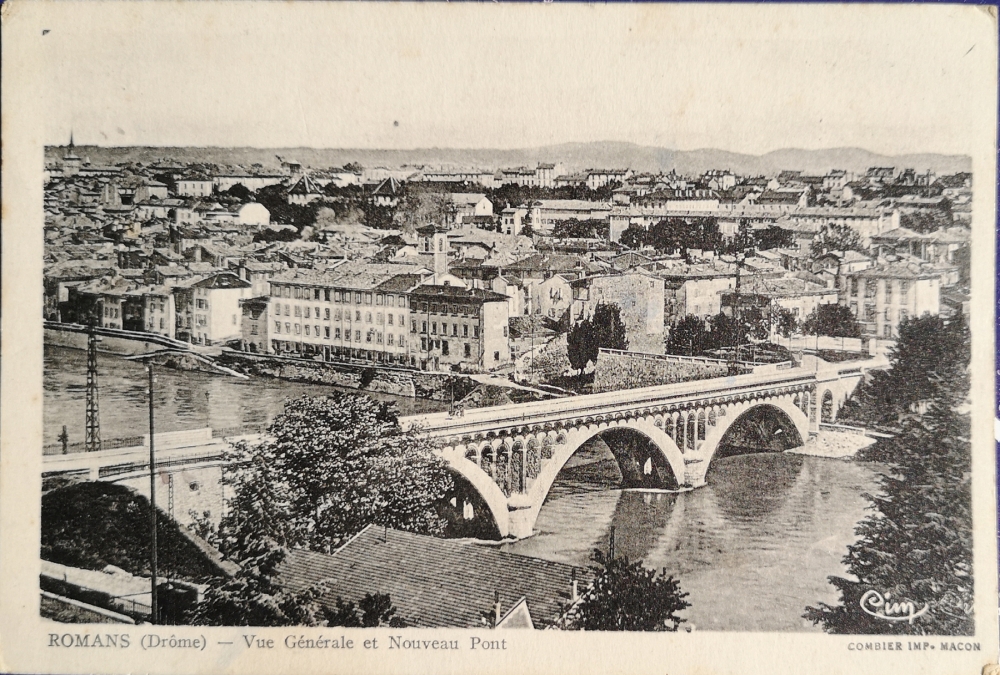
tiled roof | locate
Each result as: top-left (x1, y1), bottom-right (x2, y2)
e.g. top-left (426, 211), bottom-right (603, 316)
top-left (277, 526), bottom-right (588, 629)
top-left (410, 284), bottom-right (508, 303)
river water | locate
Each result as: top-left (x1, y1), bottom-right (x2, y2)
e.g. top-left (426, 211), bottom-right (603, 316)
top-left (43, 345), bottom-right (447, 448)
top-left (502, 443), bottom-right (880, 632)
top-left (44, 345), bottom-right (880, 632)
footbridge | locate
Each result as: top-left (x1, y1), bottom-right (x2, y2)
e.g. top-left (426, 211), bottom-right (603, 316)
top-left (400, 357), bottom-right (884, 538)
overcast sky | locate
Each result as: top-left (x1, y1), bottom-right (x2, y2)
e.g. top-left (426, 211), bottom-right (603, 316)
top-left (30, 2), bottom-right (994, 156)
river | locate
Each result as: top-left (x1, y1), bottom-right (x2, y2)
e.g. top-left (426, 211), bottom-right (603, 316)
top-left (502, 442), bottom-right (880, 632)
top-left (43, 345), bottom-right (448, 449)
top-left (45, 344), bottom-right (879, 632)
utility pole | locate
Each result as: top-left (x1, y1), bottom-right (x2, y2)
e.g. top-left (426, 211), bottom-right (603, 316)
top-left (85, 322), bottom-right (102, 452)
top-left (147, 364), bottom-right (158, 624)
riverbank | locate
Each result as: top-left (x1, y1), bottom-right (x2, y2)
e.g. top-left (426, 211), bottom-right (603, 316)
top-left (789, 429), bottom-right (877, 459)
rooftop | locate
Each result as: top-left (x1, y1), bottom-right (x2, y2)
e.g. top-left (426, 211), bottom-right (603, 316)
top-left (277, 526), bottom-right (587, 629)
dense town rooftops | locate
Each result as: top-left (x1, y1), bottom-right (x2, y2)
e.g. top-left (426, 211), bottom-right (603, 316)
top-left (529, 199), bottom-right (612, 211)
top-left (852, 260), bottom-right (943, 280)
top-left (277, 526), bottom-right (588, 629)
top-left (271, 262), bottom-right (429, 292)
top-left (409, 284), bottom-right (508, 303)
top-left (871, 227), bottom-right (970, 245)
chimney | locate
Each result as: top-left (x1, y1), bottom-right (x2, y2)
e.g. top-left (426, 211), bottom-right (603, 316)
top-left (493, 590), bottom-right (502, 628)
top-left (571, 569), bottom-right (579, 603)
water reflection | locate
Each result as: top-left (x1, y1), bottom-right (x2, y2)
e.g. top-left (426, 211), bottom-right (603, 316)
top-left (503, 444), bottom-right (878, 632)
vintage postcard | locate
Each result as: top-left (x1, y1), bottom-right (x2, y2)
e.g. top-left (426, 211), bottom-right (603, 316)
top-left (1, 2), bottom-right (997, 674)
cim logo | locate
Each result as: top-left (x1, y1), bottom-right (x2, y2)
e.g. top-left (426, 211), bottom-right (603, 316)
top-left (860, 590), bottom-right (929, 624)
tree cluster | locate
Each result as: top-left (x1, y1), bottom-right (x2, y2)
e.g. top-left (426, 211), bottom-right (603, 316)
top-left (551, 218), bottom-right (610, 240)
top-left (801, 304), bottom-right (861, 338)
top-left (809, 223), bottom-right (865, 257)
top-left (566, 303), bottom-right (628, 374)
top-left (665, 310), bottom-right (772, 357)
top-left (805, 315), bottom-right (972, 635)
top-left (568, 549), bottom-right (689, 631)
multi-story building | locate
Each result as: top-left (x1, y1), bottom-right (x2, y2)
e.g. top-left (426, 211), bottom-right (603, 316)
top-left (840, 261), bottom-right (941, 339)
top-left (586, 169), bottom-right (632, 190)
top-left (527, 200), bottom-right (612, 234)
top-left (176, 175), bottom-right (214, 198)
top-left (570, 271), bottom-right (666, 354)
top-left (173, 272), bottom-right (252, 345)
top-left (501, 207), bottom-right (528, 236)
top-left (265, 263), bottom-right (423, 364)
top-left (409, 285), bottom-right (511, 371)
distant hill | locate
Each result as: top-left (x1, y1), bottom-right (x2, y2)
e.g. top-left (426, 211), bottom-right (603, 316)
top-left (45, 141), bottom-right (971, 177)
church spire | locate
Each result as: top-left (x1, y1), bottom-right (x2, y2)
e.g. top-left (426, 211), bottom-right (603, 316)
top-left (69, 130), bottom-right (74, 148)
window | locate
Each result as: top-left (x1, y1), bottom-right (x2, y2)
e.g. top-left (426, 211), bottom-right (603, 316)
top-left (452, 323), bottom-right (458, 336)
top-left (377, 332), bottom-right (383, 344)
top-left (324, 289), bottom-right (331, 302)
top-left (421, 338), bottom-right (427, 351)
top-left (884, 281), bottom-right (893, 303)
top-left (899, 309), bottom-right (908, 322)
top-left (355, 311), bottom-right (362, 322)
top-left (314, 289), bottom-right (320, 300)
top-left (304, 307), bottom-right (311, 319)
top-left (388, 314), bottom-right (394, 326)
top-left (884, 308), bottom-right (891, 321)
top-left (431, 322), bottom-right (437, 335)
top-left (294, 306), bottom-right (302, 317)
top-left (315, 325), bottom-right (320, 337)
top-left (366, 312), bottom-right (372, 324)
top-left (365, 293), bottom-right (372, 305)
top-left (159, 318), bottom-right (165, 329)
top-left (196, 299), bottom-right (207, 309)
top-left (355, 330), bottom-right (361, 341)
top-left (285, 322), bottom-right (291, 333)
top-left (494, 351), bottom-right (500, 361)
top-left (324, 308), bottom-right (330, 320)
top-left (388, 334), bottom-right (394, 346)
top-left (463, 324), bottom-right (469, 337)
top-left (503, 326), bottom-right (508, 337)
top-left (900, 281), bottom-right (909, 303)
top-left (334, 327), bottom-right (341, 339)
top-left (474, 326), bottom-right (480, 338)
top-left (464, 343), bottom-right (471, 357)
top-left (442, 340), bottom-right (449, 355)
top-left (399, 314), bottom-right (404, 326)
top-left (377, 312), bottom-right (383, 324)
top-left (399, 336), bottom-right (406, 348)
top-left (421, 321), bottom-right (427, 333)
top-left (233, 314), bottom-right (237, 325)
top-left (849, 302), bottom-right (858, 317)
top-left (388, 295), bottom-right (395, 307)
top-left (864, 304), bottom-right (876, 323)
top-left (355, 293), bottom-right (362, 304)
top-left (315, 306), bottom-right (320, 318)
top-left (305, 325), bottom-right (311, 336)
top-left (864, 281), bottom-right (876, 299)
top-left (284, 304), bottom-right (290, 316)
top-left (335, 290), bottom-right (342, 302)
top-left (376, 294), bottom-right (383, 306)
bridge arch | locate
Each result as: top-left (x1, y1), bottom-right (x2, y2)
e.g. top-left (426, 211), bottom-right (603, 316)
top-left (445, 456), bottom-right (512, 539)
top-left (507, 417), bottom-right (687, 538)
top-left (689, 397), bottom-right (809, 487)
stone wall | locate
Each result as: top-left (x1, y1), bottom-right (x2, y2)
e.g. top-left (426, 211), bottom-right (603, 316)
top-left (593, 350), bottom-right (730, 393)
top-left (217, 351), bottom-right (482, 402)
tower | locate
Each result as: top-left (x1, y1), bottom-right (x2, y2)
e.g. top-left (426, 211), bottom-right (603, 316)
top-left (85, 323), bottom-right (102, 452)
top-left (63, 131), bottom-right (82, 177)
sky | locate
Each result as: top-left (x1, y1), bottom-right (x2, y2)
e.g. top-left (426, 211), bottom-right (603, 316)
top-left (24, 2), bottom-right (997, 156)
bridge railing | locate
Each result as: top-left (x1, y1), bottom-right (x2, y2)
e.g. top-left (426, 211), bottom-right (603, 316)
top-left (44, 424), bottom-right (267, 456)
top-left (402, 366), bottom-right (821, 434)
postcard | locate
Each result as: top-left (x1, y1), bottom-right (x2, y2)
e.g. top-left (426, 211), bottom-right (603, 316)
top-left (1, 2), bottom-right (997, 674)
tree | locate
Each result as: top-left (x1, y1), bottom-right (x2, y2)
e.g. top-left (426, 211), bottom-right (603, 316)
top-left (753, 226), bottom-right (794, 251)
top-left (810, 223), bottom-right (865, 257)
top-left (804, 402), bottom-right (973, 635)
top-left (566, 303), bottom-right (628, 374)
top-left (325, 592), bottom-right (407, 628)
top-left (215, 394), bottom-right (454, 558)
top-left (552, 218), bottom-right (606, 239)
top-left (666, 315), bottom-right (708, 356)
top-left (619, 224), bottom-right (647, 250)
top-left (187, 547), bottom-right (327, 626)
top-left (569, 549), bottom-right (689, 631)
top-left (802, 304), bottom-right (861, 338)
top-left (774, 307), bottom-right (798, 338)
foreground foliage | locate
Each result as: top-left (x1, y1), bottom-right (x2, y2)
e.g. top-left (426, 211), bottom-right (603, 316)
top-left (569, 550), bottom-right (689, 631)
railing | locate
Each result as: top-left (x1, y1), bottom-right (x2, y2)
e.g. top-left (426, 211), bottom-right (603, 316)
top-left (97, 451), bottom-right (227, 479)
top-left (44, 424), bottom-right (264, 455)
top-left (212, 423), bottom-right (266, 438)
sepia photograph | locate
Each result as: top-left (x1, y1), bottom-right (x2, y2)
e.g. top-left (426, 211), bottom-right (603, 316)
top-left (1, 2), bottom-right (998, 674)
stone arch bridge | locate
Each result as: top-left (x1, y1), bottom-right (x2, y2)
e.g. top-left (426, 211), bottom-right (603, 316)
top-left (401, 359), bottom-right (879, 539)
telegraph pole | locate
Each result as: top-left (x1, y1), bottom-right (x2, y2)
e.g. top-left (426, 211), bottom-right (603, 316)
top-left (85, 322), bottom-right (102, 452)
top-left (147, 364), bottom-right (158, 624)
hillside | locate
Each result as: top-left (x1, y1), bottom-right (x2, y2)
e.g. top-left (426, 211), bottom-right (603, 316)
top-left (44, 141), bottom-right (971, 177)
